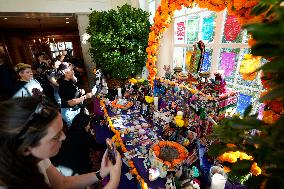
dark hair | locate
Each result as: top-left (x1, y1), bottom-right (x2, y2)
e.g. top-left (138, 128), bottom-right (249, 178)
top-left (70, 109), bottom-right (91, 132)
top-left (0, 96), bottom-right (58, 189)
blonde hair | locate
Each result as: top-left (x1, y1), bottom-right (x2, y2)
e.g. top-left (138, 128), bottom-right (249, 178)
top-left (14, 63), bottom-right (31, 73)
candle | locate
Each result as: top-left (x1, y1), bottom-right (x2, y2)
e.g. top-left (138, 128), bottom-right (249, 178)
top-left (154, 96), bottom-right (159, 110)
top-left (177, 111), bottom-right (183, 117)
top-left (117, 87), bottom-right (122, 97)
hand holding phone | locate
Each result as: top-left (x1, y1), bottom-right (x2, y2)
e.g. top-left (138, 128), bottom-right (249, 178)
top-left (106, 138), bottom-right (117, 165)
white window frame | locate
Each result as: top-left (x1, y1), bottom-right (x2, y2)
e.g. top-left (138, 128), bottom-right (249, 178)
top-left (172, 8), bottom-right (263, 113)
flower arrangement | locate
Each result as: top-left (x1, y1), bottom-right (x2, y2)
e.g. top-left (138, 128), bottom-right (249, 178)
top-left (152, 141), bottom-right (188, 169)
top-left (174, 115), bottom-right (185, 127)
top-left (217, 150), bottom-right (262, 176)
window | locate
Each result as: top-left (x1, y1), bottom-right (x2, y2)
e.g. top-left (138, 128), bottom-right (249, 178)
top-left (50, 41), bottom-right (73, 58)
top-left (172, 8), bottom-right (263, 114)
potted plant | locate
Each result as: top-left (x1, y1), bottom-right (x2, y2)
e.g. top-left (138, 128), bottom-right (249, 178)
top-left (87, 4), bottom-right (151, 87)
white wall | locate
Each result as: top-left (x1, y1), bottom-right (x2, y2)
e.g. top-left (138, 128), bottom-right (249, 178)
top-left (0, 0), bottom-right (111, 13)
top-left (76, 13), bottom-right (95, 88)
top-left (157, 23), bottom-right (174, 77)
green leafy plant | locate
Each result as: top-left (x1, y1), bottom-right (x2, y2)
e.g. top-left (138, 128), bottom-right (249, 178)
top-left (208, 0), bottom-right (284, 188)
top-left (87, 4), bottom-right (151, 81)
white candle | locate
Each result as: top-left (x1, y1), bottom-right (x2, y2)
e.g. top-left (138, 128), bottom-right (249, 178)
top-left (177, 111), bottom-right (183, 117)
top-left (117, 87), bottom-right (122, 97)
top-left (154, 97), bottom-right (159, 110)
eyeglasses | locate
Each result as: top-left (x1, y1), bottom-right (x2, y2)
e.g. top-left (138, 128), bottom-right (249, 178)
top-left (16, 96), bottom-right (58, 140)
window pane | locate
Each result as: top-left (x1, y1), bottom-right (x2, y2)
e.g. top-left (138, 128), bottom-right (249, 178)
top-left (236, 93), bottom-right (253, 115)
top-left (201, 12), bottom-right (217, 43)
top-left (174, 16), bottom-right (187, 44)
top-left (65, 42), bottom-right (73, 49)
top-left (236, 48), bottom-right (262, 89)
top-left (186, 14), bottom-right (199, 44)
top-left (173, 47), bottom-right (185, 69)
top-left (50, 43), bottom-right (55, 51)
top-left (218, 48), bottom-right (240, 83)
top-left (222, 14), bottom-right (245, 43)
top-left (200, 48), bottom-right (213, 73)
top-left (58, 42), bottom-right (65, 51)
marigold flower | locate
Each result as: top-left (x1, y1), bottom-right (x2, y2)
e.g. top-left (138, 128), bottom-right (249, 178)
top-left (251, 162), bottom-right (262, 176)
top-left (223, 166), bottom-right (231, 173)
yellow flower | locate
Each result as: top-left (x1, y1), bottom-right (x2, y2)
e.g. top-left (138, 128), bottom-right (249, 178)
top-left (175, 118), bottom-right (185, 127)
top-left (239, 54), bottom-right (261, 81)
top-left (244, 54), bottom-right (252, 59)
top-left (138, 78), bottom-right (145, 83)
top-left (189, 88), bottom-right (197, 94)
top-left (251, 162), bottom-right (262, 176)
top-left (129, 78), bottom-right (137, 84)
top-left (175, 115), bottom-right (183, 120)
top-left (232, 151), bottom-right (241, 159)
top-left (218, 152), bottom-right (238, 163)
top-left (239, 152), bottom-right (254, 161)
top-left (145, 96), bottom-right (154, 103)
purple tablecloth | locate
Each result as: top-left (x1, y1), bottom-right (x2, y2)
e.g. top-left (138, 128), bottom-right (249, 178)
top-left (94, 104), bottom-right (166, 189)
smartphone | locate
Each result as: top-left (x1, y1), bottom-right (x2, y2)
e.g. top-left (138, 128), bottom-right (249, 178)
top-left (106, 138), bottom-right (116, 165)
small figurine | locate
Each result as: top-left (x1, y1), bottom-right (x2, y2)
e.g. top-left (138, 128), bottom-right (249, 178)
top-left (165, 173), bottom-right (176, 189)
top-left (163, 65), bottom-right (172, 80)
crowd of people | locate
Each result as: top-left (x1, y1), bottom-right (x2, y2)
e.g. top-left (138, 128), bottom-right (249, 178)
top-left (0, 52), bottom-right (123, 189)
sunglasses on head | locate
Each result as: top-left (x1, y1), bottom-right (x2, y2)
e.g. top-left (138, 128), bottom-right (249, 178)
top-left (16, 96), bottom-right (58, 140)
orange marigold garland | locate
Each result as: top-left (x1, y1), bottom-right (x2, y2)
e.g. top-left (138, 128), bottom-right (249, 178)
top-left (146, 0), bottom-right (194, 85)
top-left (100, 100), bottom-right (149, 189)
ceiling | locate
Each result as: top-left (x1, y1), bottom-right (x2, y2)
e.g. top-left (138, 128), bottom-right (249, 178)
top-left (0, 12), bottom-right (78, 33)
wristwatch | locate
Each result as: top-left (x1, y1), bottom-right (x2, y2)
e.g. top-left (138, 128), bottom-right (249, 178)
top-left (95, 170), bottom-right (103, 181)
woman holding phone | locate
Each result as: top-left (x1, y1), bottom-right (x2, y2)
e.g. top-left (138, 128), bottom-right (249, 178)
top-left (0, 96), bottom-right (122, 189)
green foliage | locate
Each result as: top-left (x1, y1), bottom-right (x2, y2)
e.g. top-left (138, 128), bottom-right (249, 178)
top-left (87, 4), bottom-right (151, 80)
top-left (246, 1), bottom-right (284, 101)
top-left (208, 1), bottom-right (284, 187)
